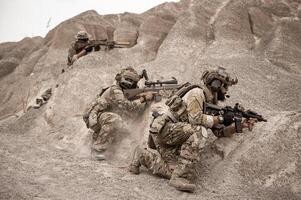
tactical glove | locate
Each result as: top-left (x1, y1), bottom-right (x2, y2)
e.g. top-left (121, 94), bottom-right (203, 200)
top-left (222, 111), bottom-right (235, 126)
top-left (140, 91), bottom-right (154, 102)
top-left (242, 118), bottom-right (258, 131)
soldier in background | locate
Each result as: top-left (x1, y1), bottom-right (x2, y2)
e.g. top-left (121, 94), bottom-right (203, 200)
top-left (83, 67), bottom-right (154, 160)
top-left (129, 67), bottom-right (257, 192)
top-left (67, 31), bottom-right (98, 66)
top-left (67, 31), bottom-right (130, 67)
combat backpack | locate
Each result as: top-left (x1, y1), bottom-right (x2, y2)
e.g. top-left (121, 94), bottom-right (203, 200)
top-left (83, 87), bottom-right (109, 128)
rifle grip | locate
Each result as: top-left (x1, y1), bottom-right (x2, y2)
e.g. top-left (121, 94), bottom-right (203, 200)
top-left (235, 117), bottom-right (243, 133)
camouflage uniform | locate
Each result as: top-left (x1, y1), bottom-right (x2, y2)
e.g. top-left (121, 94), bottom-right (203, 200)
top-left (130, 67), bottom-right (238, 192)
top-left (67, 31), bottom-right (92, 66)
top-left (84, 67), bottom-right (146, 153)
top-left (130, 86), bottom-right (215, 190)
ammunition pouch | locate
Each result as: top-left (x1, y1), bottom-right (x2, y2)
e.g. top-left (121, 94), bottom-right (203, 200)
top-left (149, 112), bottom-right (167, 134)
top-left (83, 87), bottom-right (109, 129)
top-left (147, 134), bottom-right (157, 150)
top-left (83, 113), bottom-right (90, 128)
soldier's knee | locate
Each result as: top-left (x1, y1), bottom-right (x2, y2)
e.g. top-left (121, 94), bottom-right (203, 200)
top-left (99, 112), bottom-right (122, 126)
top-left (179, 133), bottom-right (203, 160)
top-left (101, 124), bottom-right (114, 134)
top-left (90, 124), bottom-right (101, 133)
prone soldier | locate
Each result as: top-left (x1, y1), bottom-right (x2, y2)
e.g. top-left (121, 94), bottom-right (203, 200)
top-left (129, 67), bottom-right (263, 192)
top-left (67, 31), bottom-right (95, 66)
top-left (67, 31), bottom-right (130, 66)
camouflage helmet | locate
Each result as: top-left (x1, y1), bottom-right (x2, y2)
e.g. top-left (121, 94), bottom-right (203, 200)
top-left (201, 67), bottom-right (238, 89)
top-left (75, 31), bottom-right (89, 40)
top-left (116, 67), bottom-right (140, 89)
top-left (121, 67), bottom-right (140, 82)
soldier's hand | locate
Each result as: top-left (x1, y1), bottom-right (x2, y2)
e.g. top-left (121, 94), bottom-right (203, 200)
top-left (139, 91), bottom-right (155, 102)
top-left (71, 55), bottom-right (78, 64)
top-left (242, 118), bottom-right (258, 131)
top-left (222, 111), bottom-right (235, 126)
top-left (144, 91), bottom-right (155, 101)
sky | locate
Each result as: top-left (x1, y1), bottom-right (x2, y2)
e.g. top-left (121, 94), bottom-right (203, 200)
top-left (0, 0), bottom-right (179, 43)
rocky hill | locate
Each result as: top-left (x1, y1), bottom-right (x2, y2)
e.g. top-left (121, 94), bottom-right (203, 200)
top-left (0, 0), bottom-right (300, 199)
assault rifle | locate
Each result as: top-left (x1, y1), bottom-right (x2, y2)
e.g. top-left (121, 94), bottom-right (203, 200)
top-left (75, 40), bottom-right (131, 61)
top-left (85, 40), bottom-right (130, 50)
top-left (124, 70), bottom-right (182, 101)
top-left (88, 39), bottom-right (131, 51)
top-left (204, 102), bottom-right (267, 133)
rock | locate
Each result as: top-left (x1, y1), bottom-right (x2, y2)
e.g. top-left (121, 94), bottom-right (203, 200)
top-left (298, 5), bottom-right (301, 18)
top-left (0, 58), bottom-right (19, 78)
top-left (264, 19), bottom-right (301, 73)
top-left (213, 1), bottom-right (255, 50)
top-left (113, 24), bottom-right (138, 47)
top-left (248, 7), bottom-right (274, 38)
top-left (263, 0), bottom-right (292, 17)
top-left (139, 15), bottom-right (176, 53)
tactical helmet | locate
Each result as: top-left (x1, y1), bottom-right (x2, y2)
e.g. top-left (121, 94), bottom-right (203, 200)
top-left (116, 67), bottom-right (140, 89)
top-left (201, 67), bottom-right (237, 91)
top-left (75, 31), bottom-right (89, 40)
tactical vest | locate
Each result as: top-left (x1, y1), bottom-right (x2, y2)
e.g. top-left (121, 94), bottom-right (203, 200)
top-left (148, 83), bottom-right (209, 149)
top-left (150, 83), bottom-right (210, 129)
top-left (83, 87), bottom-right (109, 127)
top-left (175, 82), bottom-right (213, 103)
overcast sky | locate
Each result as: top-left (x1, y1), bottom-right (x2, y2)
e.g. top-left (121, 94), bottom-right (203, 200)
top-left (0, 0), bottom-right (179, 43)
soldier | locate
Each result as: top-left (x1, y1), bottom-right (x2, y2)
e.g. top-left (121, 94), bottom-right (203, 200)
top-left (83, 67), bottom-right (154, 159)
top-left (67, 31), bottom-right (96, 66)
top-left (129, 67), bottom-right (257, 192)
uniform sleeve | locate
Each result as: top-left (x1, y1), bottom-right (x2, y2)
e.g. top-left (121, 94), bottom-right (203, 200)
top-left (183, 88), bottom-right (215, 128)
top-left (108, 85), bottom-right (146, 113)
top-left (67, 43), bottom-right (76, 64)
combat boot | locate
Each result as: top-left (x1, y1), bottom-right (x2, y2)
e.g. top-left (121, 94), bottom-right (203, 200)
top-left (91, 149), bottom-right (106, 161)
top-left (169, 177), bottom-right (196, 192)
top-left (128, 145), bottom-right (142, 174)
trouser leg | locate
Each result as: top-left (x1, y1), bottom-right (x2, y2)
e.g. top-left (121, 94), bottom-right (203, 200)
top-left (91, 112), bottom-right (122, 152)
top-left (129, 145), bottom-right (172, 179)
top-left (169, 130), bottom-right (205, 192)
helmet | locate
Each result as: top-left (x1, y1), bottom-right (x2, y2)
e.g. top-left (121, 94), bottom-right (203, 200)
top-left (75, 31), bottom-right (89, 40)
top-left (116, 67), bottom-right (140, 89)
top-left (201, 67), bottom-right (238, 91)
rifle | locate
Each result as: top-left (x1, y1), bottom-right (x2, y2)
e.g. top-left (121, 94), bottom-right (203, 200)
top-left (124, 76), bottom-right (181, 102)
top-left (72, 40), bottom-right (131, 64)
top-left (204, 102), bottom-right (267, 133)
top-left (88, 40), bottom-right (131, 51)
